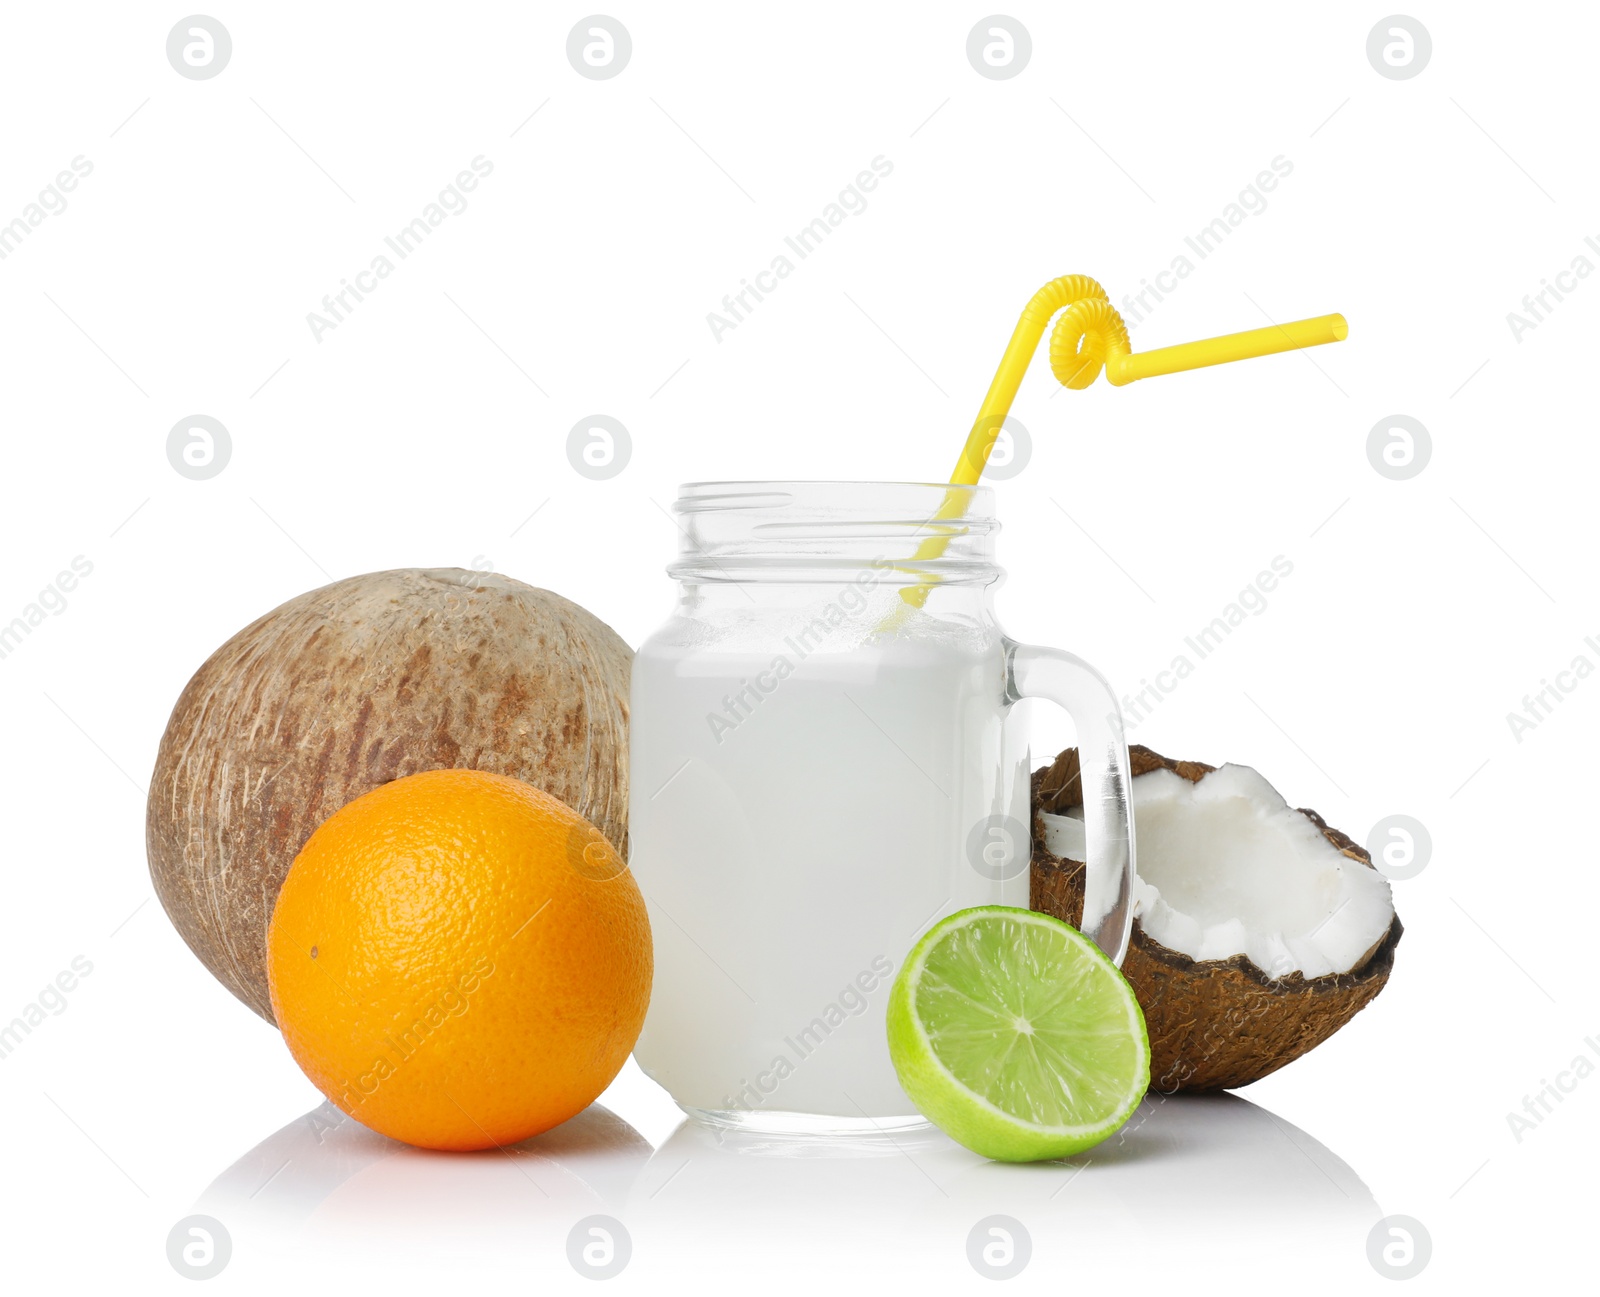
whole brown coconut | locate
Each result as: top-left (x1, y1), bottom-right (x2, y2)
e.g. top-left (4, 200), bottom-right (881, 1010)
top-left (147, 568), bottom-right (633, 1023)
top-left (1031, 745), bottom-right (1401, 1093)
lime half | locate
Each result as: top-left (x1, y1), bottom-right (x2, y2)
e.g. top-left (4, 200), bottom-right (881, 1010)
top-left (887, 906), bottom-right (1150, 1162)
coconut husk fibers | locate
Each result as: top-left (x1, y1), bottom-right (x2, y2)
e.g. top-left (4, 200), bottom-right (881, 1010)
top-left (1031, 745), bottom-right (1401, 1092)
top-left (147, 569), bottom-right (633, 1023)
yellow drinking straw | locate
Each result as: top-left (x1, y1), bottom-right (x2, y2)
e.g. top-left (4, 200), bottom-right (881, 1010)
top-left (899, 274), bottom-right (1347, 609)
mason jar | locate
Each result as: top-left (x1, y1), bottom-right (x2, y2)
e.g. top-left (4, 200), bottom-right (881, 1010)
top-left (628, 481), bottom-right (1133, 1134)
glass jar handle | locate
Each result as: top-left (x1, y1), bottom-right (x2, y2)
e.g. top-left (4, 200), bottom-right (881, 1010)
top-left (1004, 639), bottom-right (1135, 966)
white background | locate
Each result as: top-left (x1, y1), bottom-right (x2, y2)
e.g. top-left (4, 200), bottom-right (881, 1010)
top-left (1, 1), bottom-right (1594, 1290)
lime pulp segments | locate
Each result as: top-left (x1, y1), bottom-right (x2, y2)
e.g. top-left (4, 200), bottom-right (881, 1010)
top-left (886, 906), bottom-right (1150, 1162)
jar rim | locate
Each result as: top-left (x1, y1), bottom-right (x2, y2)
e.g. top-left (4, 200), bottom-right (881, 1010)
top-left (676, 479), bottom-right (995, 508)
top-left (668, 481), bottom-right (1000, 585)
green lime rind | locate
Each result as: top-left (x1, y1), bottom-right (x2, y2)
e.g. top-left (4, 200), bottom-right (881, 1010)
top-left (887, 905), bottom-right (1150, 1162)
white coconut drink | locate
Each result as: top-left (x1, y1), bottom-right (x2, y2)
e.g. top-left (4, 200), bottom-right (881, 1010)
top-left (1031, 745), bottom-right (1401, 1092)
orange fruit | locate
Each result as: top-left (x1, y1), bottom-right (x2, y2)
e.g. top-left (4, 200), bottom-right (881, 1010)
top-left (266, 769), bottom-right (651, 1151)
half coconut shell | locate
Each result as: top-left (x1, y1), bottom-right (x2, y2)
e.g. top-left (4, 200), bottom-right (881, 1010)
top-left (1031, 744), bottom-right (1402, 1092)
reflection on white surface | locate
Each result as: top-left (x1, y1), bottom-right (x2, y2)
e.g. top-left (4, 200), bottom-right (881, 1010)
top-left (636, 1090), bottom-right (1382, 1267)
top-left (197, 1091), bottom-right (1381, 1276)
top-left (199, 1102), bottom-right (650, 1231)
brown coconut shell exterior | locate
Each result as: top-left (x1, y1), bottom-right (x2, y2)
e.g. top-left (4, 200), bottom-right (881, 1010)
top-left (1031, 745), bottom-right (1401, 1092)
top-left (146, 568), bottom-right (633, 1023)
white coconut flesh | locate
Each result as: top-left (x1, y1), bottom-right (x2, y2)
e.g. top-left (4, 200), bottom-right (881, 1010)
top-left (1041, 764), bottom-right (1395, 980)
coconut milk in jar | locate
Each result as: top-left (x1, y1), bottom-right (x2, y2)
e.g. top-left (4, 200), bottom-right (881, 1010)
top-left (628, 482), bottom-right (1133, 1133)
